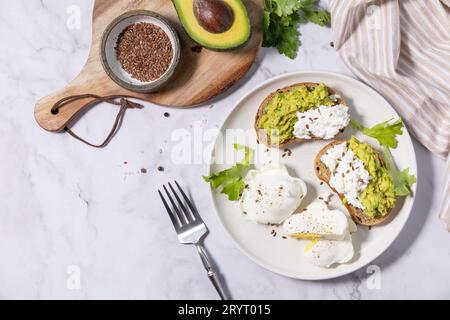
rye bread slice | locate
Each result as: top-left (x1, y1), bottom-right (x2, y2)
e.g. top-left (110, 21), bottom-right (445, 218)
top-left (314, 140), bottom-right (394, 226)
top-left (255, 82), bottom-right (347, 148)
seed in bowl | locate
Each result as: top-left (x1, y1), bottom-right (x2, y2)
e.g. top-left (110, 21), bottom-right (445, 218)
top-left (115, 22), bottom-right (174, 83)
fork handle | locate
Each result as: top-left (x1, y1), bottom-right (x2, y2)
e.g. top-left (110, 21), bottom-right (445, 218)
top-left (196, 244), bottom-right (229, 300)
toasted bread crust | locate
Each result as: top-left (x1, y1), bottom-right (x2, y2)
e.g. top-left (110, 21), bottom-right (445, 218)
top-left (255, 82), bottom-right (347, 148)
top-left (315, 140), bottom-right (394, 226)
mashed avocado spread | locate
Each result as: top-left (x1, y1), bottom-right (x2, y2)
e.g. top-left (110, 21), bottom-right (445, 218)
top-left (257, 83), bottom-right (334, 145)
top-left (348, 137), bottom-right (396, 217)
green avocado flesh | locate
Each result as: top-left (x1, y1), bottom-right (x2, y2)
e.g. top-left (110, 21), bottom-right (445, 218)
top-left (347, 137), bottom-right (396, 217)
top-left (256, 83), bottom-right (335, 146)
top-left (172, 0), bottom-right (251, 50)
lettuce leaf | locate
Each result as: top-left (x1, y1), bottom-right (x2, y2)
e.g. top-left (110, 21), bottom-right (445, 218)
top-left (351, 118), bottom-right (404, 149)
top-left (203, 144), bottom-right (254, 201)
top-left (383, 147), bottom-right (416, 196)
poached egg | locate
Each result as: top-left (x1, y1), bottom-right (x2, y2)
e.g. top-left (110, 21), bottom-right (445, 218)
top-left (284, 202), bottom-right (357, 268)
top-left (239, 163), bottom-right (307, 225)
top-left (284, 202), bottom-right (352, 241)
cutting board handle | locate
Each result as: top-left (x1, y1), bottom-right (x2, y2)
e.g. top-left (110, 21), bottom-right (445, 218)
top-left (34, 85), bottom-right (145, 149)
top-left (34, 70), bottom-right (137, 132)
top-left (35, 81), bottom-right (100, 132)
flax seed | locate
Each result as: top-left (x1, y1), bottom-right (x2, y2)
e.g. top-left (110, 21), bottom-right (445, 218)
top-left (116, 22), bottom-right (173, 82)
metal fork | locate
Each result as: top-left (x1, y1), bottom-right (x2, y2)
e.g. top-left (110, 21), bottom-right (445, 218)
top-left (158, 181), bottom-right (229, 300)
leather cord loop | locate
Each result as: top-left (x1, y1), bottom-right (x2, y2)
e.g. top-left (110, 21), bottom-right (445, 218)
top-left (51, 94), bottom-right (144, 148)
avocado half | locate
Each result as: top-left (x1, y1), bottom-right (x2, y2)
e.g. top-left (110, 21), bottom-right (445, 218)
top-left (172, 0), bottom-right (251, 51)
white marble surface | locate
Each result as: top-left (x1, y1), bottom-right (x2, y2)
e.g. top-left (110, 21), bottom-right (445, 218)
top-left (0, 0), bottom-right (448, 300)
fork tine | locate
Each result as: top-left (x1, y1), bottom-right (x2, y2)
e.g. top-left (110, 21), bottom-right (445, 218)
top-left (175, 181), bottom-right (201, 221)
top-left (163, 185), bottom-right (188, 225)
top-left (158, 190), bottom-right (180, 231)
top-left (168, 182), bottom-right (195, 223)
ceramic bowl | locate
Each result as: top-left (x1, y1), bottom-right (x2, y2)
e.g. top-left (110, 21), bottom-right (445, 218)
top-left (100, 10), bottom-right (181, 93)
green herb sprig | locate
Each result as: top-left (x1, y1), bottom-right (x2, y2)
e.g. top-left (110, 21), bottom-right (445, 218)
top-left (263, 0), bottom-right (331, 59)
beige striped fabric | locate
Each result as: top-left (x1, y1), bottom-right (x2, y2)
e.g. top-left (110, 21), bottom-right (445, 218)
top-left (329, 0), bottom-right (450, 229)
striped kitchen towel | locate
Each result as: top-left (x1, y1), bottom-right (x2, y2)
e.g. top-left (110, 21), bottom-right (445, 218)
top-left (329, 0), bottom-right (450, 229)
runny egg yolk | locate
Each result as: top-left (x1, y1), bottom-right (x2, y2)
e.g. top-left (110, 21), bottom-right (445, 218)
top-left (304, 240), bottom-right (321, 253)
top-left (290, 233), bottom-right (323, 241)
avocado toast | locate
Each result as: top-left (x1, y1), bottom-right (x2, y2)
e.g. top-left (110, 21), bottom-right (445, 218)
top-left (255, 82), bottom-right (349, 148)
top-left (315, 137), bottom-right (397, 226)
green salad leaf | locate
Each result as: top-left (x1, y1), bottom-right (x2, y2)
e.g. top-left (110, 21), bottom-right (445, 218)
top-left (203, 144), bottom-right (254, 201)
top-left (263, 0), bottom-right (331, 59)
top-left (350, 118), bottom-right (404, 149)
top-left (383, 147), bottom-right (416, 196)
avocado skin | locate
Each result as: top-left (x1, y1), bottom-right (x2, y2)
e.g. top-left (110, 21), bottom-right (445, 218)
top-left (172, 0), bottom-right (252, 51)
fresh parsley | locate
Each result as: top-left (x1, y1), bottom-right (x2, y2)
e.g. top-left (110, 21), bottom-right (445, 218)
top-left (350, 118), bottom-right (404, 149)
top-left (203, 144), bottom-right (254, 201)
top-left (383, 147), bottom-right (417, 196)
top-left (263, 0), bottom-right (331, 59)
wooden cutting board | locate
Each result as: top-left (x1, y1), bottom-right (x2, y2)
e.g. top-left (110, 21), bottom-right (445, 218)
top-left (35, 0), bottom-right (263, 132)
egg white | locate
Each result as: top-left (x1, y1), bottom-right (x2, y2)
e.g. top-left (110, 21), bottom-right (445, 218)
top-left (283, 202), bottom-right (357, 268)
top-left (239, 163), bottom-right (307, 225)
top-left (304, 235), bottom-right (355, 268)
top-left (284, 202), bottom-right (351, 241)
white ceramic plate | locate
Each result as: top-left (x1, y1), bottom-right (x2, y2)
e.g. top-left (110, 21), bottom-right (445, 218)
top-left (207, 71), bottom-right (417, 280)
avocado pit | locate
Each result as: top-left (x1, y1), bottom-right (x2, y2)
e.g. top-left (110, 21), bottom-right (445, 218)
top-left (193, 0), bottom-right (235, 34)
